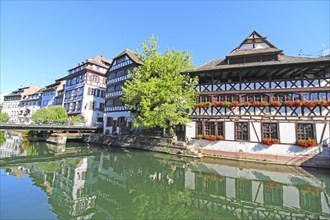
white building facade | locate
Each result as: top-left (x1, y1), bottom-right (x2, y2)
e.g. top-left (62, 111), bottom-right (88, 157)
top-left (2, 85), bottom-right (39, 123)
top-left (40, 77), bottom-right (66, 108)
top-left (185, 31), bottom-right (330, 149)
top-left (63, 56), bottom-right (111, 126)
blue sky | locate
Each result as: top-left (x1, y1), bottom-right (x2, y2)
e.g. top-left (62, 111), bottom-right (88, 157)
top-left (1, 1), bottom-right (329, 93)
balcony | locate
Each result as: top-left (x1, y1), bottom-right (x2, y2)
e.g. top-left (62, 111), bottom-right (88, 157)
top-left (105, 91), bottom-right (124, 98)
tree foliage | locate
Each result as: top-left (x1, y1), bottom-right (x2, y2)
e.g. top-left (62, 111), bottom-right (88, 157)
top-left (122, 35), bottom-right (198, 132)
top-left (32, 106), bottom-right (68, 123)
top-left (0, 112), bottom-right (9, 123)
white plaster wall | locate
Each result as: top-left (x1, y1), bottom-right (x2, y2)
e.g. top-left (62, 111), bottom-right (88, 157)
top-left (185, 122), bottom-right (195, 139)
top-left (225, 122), bottom-right (235, 140)
top-left (316, 123), bottom-right (329, 146)
top-left (193, 139), bottom-right (319, 156)
top-left (250, 122), bottom-right (261, 142)
top-left (81, 87), bottom-right (105, 126)
top-left (279, 123), bottom-right (296, 144)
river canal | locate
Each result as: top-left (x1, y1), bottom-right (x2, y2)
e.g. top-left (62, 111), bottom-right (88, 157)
top-left (0, 132), bottom-right (329, 219)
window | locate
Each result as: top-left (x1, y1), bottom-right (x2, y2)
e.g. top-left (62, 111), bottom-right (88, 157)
top-left (297, 124), bottom-right (314, 140)
top-left (109, 73), bottom-right (116, 80)
top-left (217, 122), bottom-right (224, 136)
top-left (197, 122), bottom-right (203, 135)
top-left (262, 123), bottom-right (278, 139)
top-left (216, 95), bottom-right (237, 102)
top-left (106, 117), bottom-right (113, 127)
top-left (89, 101), bottom-right (96, 110)
top-left (200, 96), bottom-right (212, 103)
top-left (71, 77), bottom-right (77, 85)
top-left (244, 95), bottom-right (269, 102)
top-left (117, 56), bottom-right (125, 64)
top-left (205, 122), bottom-right (215, 135)
top-left (106, 100), bottom-right (113, 107)
top-left (92, 75), bottom-right (98, 82)
top-left (100, 103), bottom-right (105, 111)
top-left (107, 86), bottom-right (115, 92)
top-left (114, 99), bottom-right (122, 107)
top-left (117, 70), bottom-right (125, 77)
top-left (236, 122), bottom-right (249, 141)
top-left (115, 83), bottom-right (123, 91)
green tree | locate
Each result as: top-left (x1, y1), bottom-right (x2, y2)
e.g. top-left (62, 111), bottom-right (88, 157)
top-left (32, 106), bottom-right (68, 124)
top-left (0, 112), bottom-right (9, 123)
top-left (122, 35), bottom-right (198, 134)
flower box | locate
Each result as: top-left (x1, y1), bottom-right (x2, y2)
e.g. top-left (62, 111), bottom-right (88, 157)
top-left (269, 101), bottom-right (282, 107)
top-left (204, 135), bottom-right (216, 141)
top-left (216, 135), bottom-right (224, 140)
top-left (296, 138), bottom-right (317, 147)
top-left (302, 101), bottom-right (318, 108)
top-left (243, 102), bottom-right (251, 107)
top-left (252, 101), bottom-right (269, 107)
top-left (230, 101), bottom-right (239, 108)
top-left (262, 138), bottom-right (279, 146)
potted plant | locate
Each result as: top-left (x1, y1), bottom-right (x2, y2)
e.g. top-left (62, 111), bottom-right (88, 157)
top-left (216, 135), bottom-right (225, 140)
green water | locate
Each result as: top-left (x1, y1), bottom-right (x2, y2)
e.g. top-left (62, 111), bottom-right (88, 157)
top-left (0, 132), bottom-right (329, 219)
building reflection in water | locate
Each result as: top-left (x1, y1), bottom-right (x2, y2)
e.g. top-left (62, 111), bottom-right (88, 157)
top-left (2, 146), bottom-right (330, 219)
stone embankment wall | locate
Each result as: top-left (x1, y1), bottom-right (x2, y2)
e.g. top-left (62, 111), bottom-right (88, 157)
top-left (86, 134), bottom-right (196, 156)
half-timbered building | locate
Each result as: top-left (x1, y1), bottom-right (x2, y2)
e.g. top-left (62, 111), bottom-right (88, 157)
top-left (185, 31), bottom-right (330, 149)
top-left (63, 56), bottom-right (111, 126)
top-left (104, 49), bottom-right (143, 134)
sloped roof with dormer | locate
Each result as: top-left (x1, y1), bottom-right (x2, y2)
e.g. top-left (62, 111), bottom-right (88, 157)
top-left (113, 49), bottom-right (144, 65)
top-left (185, 30), bottom-right (330, 74)
top-left (227, 30), bottom-right (283, 58)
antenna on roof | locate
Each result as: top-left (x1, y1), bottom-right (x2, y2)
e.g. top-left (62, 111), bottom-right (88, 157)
top-left (298, 49), bottom-right (303, 56)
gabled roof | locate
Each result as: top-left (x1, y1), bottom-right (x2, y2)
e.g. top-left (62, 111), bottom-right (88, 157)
top-left (88, 55), bottom-right (112, 68)
top-left (227, 30), bottom-right (283, 58)
top-left (113, 49), bottom-right (143, 65)
top-left (68, 55), bottom-right (112, 71)
top-left (195, 55), bottom-right (330, 72)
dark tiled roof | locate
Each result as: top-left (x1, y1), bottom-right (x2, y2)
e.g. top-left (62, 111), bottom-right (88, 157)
top-left (4, 93), bottom-right (21, 97)
top-left (227, 48), bottom-right (282, 57)
top-left (114, 49), bottom-right (143, 65)
top-left (194, 55), bottom-right (330, 72)
top-left (88, 55), bottom-right (112, 68)
top-left (68, 55), bottom-right (112, 71)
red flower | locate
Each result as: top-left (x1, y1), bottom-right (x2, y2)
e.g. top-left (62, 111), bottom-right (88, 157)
top-left (230, 101), bottom-right (239, 108)
top-left (269, 101), bottom-right (282, 107)
top-left (262, 138), bottom-right (279, 146)
top-left (296, 138), bottom-right (317, 148)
